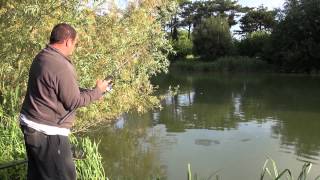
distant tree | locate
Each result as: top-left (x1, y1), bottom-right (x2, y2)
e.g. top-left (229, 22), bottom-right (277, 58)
top-left (179, 1), bottom-right (195, 39)
top-left (191, 0), bottom-right (242, 28)
top-left (173, 0), bottom-right (243, 40)
top-left (236, 31), bottom-right (271, 58)
top-left (171, 30), bottom-right (193, 60)
top-left (270, 0), bottom-right (320, 73)
top-left (167, 0), bottom-right (190, 40)
top-left (238, 5), bottom-right (277, 35)
top-left (192, 16), bottom-right (233, 60)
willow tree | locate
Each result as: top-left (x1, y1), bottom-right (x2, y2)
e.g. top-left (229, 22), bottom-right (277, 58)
top-left (192, 16), bottom-right (233, 60)
top-left (0, 0), bottom-right (176, 178)
top-left (0, 0), bottom-right (176, 131)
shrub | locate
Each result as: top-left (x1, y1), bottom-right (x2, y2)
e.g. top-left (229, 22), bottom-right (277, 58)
top-left (192, 16), bottom-right (233, 60)
top-left (171, 30), bottom-right (193, 60)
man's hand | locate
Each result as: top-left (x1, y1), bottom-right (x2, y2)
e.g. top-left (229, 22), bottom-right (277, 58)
top-left (96, 79), bottom-right (108, 93)
top-left (105, 79), bottom-right (113, 92)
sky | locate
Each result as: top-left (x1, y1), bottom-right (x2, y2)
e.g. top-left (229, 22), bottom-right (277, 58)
top-left (237, 0), bottom-right (285, 9)
top-left (116, 0), bottom-right (286, 11)
top-left (115, 0), bottom-right (286, 36)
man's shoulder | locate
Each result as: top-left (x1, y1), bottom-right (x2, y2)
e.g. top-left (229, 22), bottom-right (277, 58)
top-left (35, 47), bottom-right (73, 73)
top-left (30, 48), bottom-right (75, 85)
top-left (36, 47), bottom-right (66, 64)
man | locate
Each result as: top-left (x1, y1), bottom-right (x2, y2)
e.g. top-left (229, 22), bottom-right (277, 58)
top-left (20, 23), bottom-right (111, 180)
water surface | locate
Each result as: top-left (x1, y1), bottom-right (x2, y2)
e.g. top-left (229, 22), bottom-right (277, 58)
top-left (89, 72), bottom-right (320, 179)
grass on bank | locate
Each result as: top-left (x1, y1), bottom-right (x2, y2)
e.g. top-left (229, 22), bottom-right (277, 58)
top-left (171, 56), bottom-right (272, 73)
top-left (187, 158), bottom-right (320, 180)
top-left (0, 115), bottom-right (107, 180)
top-left (0, 114), bottom-right (107, 180)
top-left (0, 80), bottom-right (107, 179)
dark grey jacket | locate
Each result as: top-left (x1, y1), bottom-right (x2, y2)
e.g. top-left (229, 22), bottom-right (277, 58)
top-left (21, 45), bottom-right (103, 128)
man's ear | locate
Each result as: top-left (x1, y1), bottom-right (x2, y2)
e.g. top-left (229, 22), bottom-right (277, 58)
top-left (65, 39), bottom-right (71, 47)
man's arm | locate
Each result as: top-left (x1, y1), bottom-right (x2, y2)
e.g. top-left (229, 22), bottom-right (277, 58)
top-left (57, 70), bottom-right (104, 111)
top-left (79, 87), bottom-right (90, 92)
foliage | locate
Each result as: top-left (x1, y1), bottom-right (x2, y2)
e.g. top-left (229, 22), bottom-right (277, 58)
top-left (168, 0), bottom-right (244, 40)
top-left (171, 56), bottom-right (271, 72)
top-left (182, 0), bottom-right (243, 28)
top-left (171, 30), bottom-right (193, 60)
top-left (0, 0), bottom-right (175, 178)
top-left (236, 31), bottom-right (272, 58)
top-left (267, 0), bottom-right (320, 73)
top-left (192, 17), bottom-right (233, 60)
top-left (0, 115), bottom-right (26, 180)
top-left (238, 5), bottom-right (277, 35)
top-left (0, 0), bottom-right (174, 130)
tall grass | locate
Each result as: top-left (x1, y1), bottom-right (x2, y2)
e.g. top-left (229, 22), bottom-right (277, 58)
top-left (0, 115), bottom-right (27, 180)
top-left (0, 115), bottom-right (107, 179)
top-left (186, 158), bottom-right (320, 180)
top-left (187, 163), bottom-right (220, 180)
top-left (71, 136), bottom-right (106, 179)
top-left (260, 158), bottom-right (320, 180)
top-left (171, 56), bottom-right (272, 73)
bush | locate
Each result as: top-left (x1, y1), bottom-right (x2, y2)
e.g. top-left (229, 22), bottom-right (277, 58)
top-left (171, 30), bottom-right (193, 60)
top-left (236, 31), bottom-right (272, 59)
top-left (192, 16), bottom-right (233, 60)
top-left (171, 56), bottom-right (272, 72)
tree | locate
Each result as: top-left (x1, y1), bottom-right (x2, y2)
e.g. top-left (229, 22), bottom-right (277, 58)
top-left (171, 30), bottom-right (193, 60)
top-left (192, 16), bottom-right (233, 60)
top-left (236, 31), bottom-right (271, 58)
top-left (238, 5), bottom-right (277, 35)
top-left (0, 0), bottom-right (174, 130)
top-left (191, 0), bottom-right (242, 28)
top-left (172, 0), bottom-right (243, 40)
top-left (269, 0), bottom-right (320, 73)
top-left (179, 1), bottom-right (195, 39)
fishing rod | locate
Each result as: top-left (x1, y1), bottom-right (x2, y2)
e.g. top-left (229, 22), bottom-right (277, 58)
top-left (57, 53), bottom-right (140, 125)
top-left (0, 159), bottom-right (27, 171)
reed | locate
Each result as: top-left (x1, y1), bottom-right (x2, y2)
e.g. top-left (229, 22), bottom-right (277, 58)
top-left (171, 56), bottom-right (272, 73)
top-left (260, 158), bottom-right (320, 180)
top-left (186, 159), bottom-right (320, 180)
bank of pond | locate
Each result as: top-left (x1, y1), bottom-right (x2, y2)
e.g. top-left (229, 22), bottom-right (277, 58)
top-left (170, 56), bottom-right (320, 74)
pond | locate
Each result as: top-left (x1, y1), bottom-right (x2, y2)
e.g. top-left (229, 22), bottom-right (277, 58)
top-left (88, 72), bottom-right (320, 180)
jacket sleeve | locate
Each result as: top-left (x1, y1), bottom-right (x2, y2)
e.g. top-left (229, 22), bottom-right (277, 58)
top-left (56, 69), bottom-right (103, 111)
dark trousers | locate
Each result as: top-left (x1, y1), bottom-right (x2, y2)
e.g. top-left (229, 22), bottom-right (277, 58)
top-left (21, 125), bottom-right (76, 180)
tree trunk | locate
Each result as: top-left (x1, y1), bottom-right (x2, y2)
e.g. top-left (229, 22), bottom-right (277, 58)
top-left (188, 24), bottom-right (191, 39)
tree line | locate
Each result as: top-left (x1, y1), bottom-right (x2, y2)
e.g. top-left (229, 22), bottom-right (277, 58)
top-left (169, 0), bottom-right (320, 73)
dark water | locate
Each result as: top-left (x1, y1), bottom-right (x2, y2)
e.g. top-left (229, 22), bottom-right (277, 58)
top-left (89, 72), bottom-right (320, 180)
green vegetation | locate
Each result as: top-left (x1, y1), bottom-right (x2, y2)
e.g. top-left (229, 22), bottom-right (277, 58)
top-left (169, 0), bottom-right (320, 73)
top-left (71, 136), bottom-right (106, 179)
top-left (0, 0), bottom-right (175, 178)
top-left (171, 30), bottom-right (193, 60)
top-left (192, 17), bottom-right (233, 60)
top-left (171, 56), bottom-right (271, 72)
top-left (186, 159), bottom-right (320, 180)
top-left (235, 31), bottom-right (272, 59)
top-left (267, 0), bottom-right (320, 73)
top-left (0, 115), bottom-right (26, 180)
top-left (261, 158), bottom-right (320, 180)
